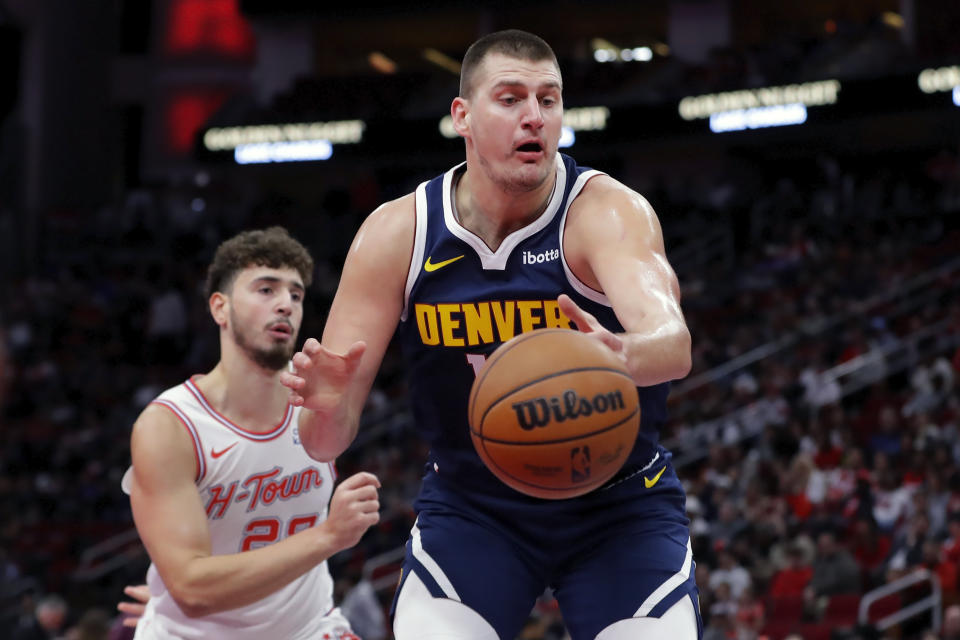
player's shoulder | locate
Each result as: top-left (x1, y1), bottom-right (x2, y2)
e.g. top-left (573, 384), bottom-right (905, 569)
top-left (133, 400), bottom-right (188, 438)
top-left (366, 191), bottom-right (416, 226)
top-left (356, 192), bottom-right (416, 247)
top-left (571, 172), bottom-right (658, 222)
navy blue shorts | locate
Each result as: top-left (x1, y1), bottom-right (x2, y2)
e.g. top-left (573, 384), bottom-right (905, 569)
top-left (392, 452), bottom-right (702, 639)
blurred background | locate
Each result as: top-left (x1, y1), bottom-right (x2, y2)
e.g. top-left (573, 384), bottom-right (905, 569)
top-left (1, 1), bottom-right (960, 638)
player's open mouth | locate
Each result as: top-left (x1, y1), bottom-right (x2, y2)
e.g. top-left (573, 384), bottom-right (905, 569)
top-left (267, 322), bottom-right (293, 339)
top-left (515, 141), bottom-right (544, 158)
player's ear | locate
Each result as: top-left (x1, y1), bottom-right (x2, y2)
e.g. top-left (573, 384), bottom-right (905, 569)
top-left (451, 97), bottom-right (470, 137)
top-left (209, 292), bottom-right (228, 327)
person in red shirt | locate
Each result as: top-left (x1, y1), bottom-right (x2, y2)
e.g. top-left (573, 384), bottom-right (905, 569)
top-left (848, 517), bottom-right (891, 589)
top-left (770, 545), bottom-right (813, 597)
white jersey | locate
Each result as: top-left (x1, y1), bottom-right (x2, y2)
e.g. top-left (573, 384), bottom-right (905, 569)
top-left (131, 376), bottom-right (355, 640)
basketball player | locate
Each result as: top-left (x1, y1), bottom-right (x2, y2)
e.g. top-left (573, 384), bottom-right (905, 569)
top-left (281, 31), bottom-right (700, 639)
top-left (124, 227), bottom-right (379, 639)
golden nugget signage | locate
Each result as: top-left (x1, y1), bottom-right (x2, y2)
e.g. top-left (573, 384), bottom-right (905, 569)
top-left (203, 120), bottom-right (366, 151)
top-left (678, 80), bottom-right (842, 121)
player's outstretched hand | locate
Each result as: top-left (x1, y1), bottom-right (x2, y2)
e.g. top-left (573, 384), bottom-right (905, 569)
top-left (117, 584), bottom-right (150, 627)
top-left (279, 338), bottom-right (367, 413)
top-left (323, 472), bottom-right (381, 552)
top-left (558, 294), bottom-right (624, 354)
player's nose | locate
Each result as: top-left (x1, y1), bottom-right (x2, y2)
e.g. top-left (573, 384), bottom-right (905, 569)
top-left (521, 101), bottom-right (544, 129)
top-left (274, 291), bottom-right (294, 315)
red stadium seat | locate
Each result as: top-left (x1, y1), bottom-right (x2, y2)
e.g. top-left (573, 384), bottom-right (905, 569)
top-left (825, 593), bottom-right (862, 625)
top-left (798, 622), bottom-right (834, 640)
top-left (768, 594), bottom-right (805, 620)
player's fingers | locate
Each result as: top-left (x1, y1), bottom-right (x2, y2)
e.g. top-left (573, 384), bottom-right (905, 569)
top-left (125, 584), bottom-right (150, 602)
top-left (344, 341), bottom-right (367, 365)
top-left (287, 393), bottom-right (305, 406)
top-left (278, 371), bottom-right (303, 389)
top-left (340, 471), bottom-right (381, 489)
top-left (291, 352), bottom-right (313, 370)
top-left (122, 617), bottom-right (140, 628)
top-left (302, 338), bottom-right (322, 354)
top-left (557, 294), bottom-right (596, 332)
top-left (118, 602), bottom-right (146, 615)
top-left (597, 331), bottom-right (624, 353)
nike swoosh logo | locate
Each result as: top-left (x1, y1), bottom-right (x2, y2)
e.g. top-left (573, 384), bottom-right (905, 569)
top-left (211, 442), bottom-right (239, 459)
top-left (644, 466), bottom-right (666, 489)
top-left (424, 254), bottom-right (465, 272)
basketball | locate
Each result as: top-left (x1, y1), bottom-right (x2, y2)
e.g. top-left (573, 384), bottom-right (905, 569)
top-left (468, 328), bottom-right (640, 499)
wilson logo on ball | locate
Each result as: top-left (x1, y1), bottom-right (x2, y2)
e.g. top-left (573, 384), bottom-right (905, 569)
top-left (510, 389), bottom-right (626, 431)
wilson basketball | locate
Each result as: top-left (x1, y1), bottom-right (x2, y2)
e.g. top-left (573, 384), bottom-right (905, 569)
top-left (468, 328), bottom-right (640, 499)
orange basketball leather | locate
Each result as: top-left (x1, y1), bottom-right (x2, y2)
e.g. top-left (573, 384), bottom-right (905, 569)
top-left (468, 329), bottom-right (640, 499)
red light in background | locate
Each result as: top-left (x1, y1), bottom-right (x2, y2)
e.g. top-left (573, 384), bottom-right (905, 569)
top-left (165, 90), bottom-right (230, 155)
top-left (166, 0), bottom-right (255, 59)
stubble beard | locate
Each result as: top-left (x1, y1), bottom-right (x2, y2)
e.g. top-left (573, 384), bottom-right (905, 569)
top-left (479, 152), bottom-right (552, 195)
top-left (230, 309), bottom-right (295, 372)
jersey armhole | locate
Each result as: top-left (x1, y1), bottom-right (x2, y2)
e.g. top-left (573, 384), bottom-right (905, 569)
top-left (149, 399), bottom-right (207, 484)
top-left (559, 170), bottom-right (613, 307)
top-left (401, 181), bottom-right (429, 322)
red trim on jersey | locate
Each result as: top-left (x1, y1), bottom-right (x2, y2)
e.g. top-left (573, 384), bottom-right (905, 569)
top-left (328, 462), bottom-right (338, 482)
top-left (184, 376), bottom-right (292, 441)
top-left (150, 399), bottom-right (207, 483)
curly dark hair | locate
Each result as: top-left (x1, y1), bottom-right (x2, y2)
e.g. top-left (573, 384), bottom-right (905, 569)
top-left (204, 226), bottom-right (314, 298)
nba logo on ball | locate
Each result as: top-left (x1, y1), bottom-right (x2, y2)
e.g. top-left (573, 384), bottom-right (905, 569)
top-left (468, 329), bottom-right (641, 499)
top-left (571, 446), bottom-right (591, 482)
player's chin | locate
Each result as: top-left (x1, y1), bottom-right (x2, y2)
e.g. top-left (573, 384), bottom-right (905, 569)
top-left (258, 345), bottom-right (296, 371)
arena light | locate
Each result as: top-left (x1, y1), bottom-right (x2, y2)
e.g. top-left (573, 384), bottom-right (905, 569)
top-left (918, 66), bottom-right (960, 93)
top-left (709, 104), bottom-right (807, 133)
top-left (679, 80), bottom-right (840, 121)
top-left (438, 106), bottom-right (610, 139)
top-left (558, 126), bottom-right (575, 148)
top-left (591, 38), bottom-right (652, 63)
top-left (204, 120), bottom-right (365, 151)
top-left (881, 11), bottom-right (904, 29)
top-left (954, 86), bottom-right (960, 107)
top-left (234, 139), bottom-right (333, 164)
top-left (423, 48), bottom-right (461, 75)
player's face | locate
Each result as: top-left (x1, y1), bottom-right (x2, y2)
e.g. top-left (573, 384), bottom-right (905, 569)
top-left (227, 266), bottom-right (304, 371)
top-left (465, 53), bottom-right (563, 193)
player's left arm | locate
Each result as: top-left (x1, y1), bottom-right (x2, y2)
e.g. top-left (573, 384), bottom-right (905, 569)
top-left (560, 175), bottom-right (691, 387)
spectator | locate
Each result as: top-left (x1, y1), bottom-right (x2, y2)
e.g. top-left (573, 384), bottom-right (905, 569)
top-left (805, 531), bottom-right (861, 617)
top-left (709, 547), bottom-right (752, 599)
top-left (13, 593), bottom-right (68, 640)
top-left (943, 604), bottom-right (960, 640)
top-left (64, 608), bottom-right (110, 640)
top-left (770, 544), bottom-right (813, 597)
top-left (733, 584), bottom-right (765, 638)
top-left (848, 517), bottom-right (891, 588)
top-left (920, 539), bottom-right (957, 595)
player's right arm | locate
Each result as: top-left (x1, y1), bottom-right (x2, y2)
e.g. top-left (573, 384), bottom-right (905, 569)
top-left (281, 195), bottom-right (415, 461)
top-left (129, 405), bottom-right (380, 618)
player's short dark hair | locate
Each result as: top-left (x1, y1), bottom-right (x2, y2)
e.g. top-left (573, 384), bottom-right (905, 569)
top-left (459, 29), bottom-right (560, 98)
top-left (205, 226), bottom-right (314, 298)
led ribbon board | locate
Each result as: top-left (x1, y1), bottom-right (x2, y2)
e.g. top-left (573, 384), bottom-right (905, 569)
top-left (203, 121), bottom-right (365, 164)
top-left (678, 80), bottom-right (841, 133)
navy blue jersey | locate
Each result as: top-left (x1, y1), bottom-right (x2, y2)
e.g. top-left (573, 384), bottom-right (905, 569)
top-left (397, 153), bottom-right (671, 498)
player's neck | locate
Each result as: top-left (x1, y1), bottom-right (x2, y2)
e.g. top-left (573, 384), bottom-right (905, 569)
top-left (197, 350), bottom-right (290, 432)
top-left (455, 167), bottom-right (555, 252)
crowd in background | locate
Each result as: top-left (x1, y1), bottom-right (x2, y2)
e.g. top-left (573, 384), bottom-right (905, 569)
top-left (2, 140), bottom-right (959, 640)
